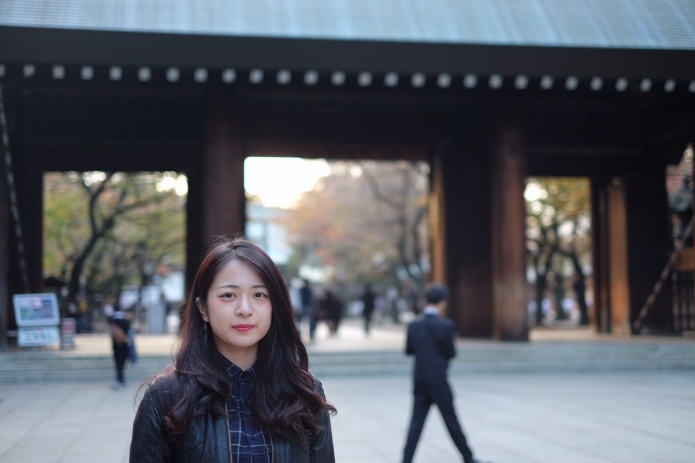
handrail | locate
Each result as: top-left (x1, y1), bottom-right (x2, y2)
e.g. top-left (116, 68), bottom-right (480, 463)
top-left (0, 80), bottom-right (31, 293)
top-left (633, 215), bottom-right (694, 331)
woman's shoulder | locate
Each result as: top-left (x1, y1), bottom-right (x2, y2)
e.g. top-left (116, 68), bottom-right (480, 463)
top-left (311, 374), bottom-right (327, 399)
top-left (142, 368), bottom-right (180, 406)
top-left (146, 366), bottom-right (177, 386)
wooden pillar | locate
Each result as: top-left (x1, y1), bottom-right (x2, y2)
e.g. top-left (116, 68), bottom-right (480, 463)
top-left (490, 108), bottom-right (528, 341)
top-left (0, 147), bottom-right (8, 348)
top-left (429, 150), bottom-right (447, 284)
top-left (606, 179), bottom-right (631, 335)
top-left (9, 133), bottom-right (43, 295)
top-left (438, 135), bottom-right (494, 338)
top-left (185, 165), bottom-right (204, 292)
top-left (0, 121), bottom-right (43, 341)
top-left (201, 94), bottom-right (246, 250)
top-left (592, 178), bottom-right (611, 332)
top-left (186, 94), bottom-right (245, 290)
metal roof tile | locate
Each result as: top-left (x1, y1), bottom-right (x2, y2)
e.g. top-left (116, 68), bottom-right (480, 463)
top-left (1, 0), bottom-right (694, 50)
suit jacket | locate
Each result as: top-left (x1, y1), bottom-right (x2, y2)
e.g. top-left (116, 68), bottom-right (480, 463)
top-left (406, 313), bottom-right (456, 383)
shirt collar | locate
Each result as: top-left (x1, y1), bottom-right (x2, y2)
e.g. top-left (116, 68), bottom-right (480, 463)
top-left (219, 353), bottom-right (258, 381)
top-left (423, 306), bottom-right (440, 316)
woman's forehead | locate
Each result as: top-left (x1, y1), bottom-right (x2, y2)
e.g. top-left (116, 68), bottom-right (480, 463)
top-left (212, 259), bottom-right (265, 285)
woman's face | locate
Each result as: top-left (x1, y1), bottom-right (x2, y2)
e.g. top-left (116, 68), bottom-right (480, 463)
top-left (198, 259), bottom-right (272, 369)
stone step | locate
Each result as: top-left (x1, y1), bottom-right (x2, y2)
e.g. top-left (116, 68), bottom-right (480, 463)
top-left (1, 342), bottom-right (694, 383)
top-left (0, 355), bottom-right (173, 383)
top-left (307, 343), bottom-right (695, 375)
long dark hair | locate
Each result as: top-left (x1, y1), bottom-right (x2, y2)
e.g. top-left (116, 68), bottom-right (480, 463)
top-left (159, 236), bottom-right (335, 444)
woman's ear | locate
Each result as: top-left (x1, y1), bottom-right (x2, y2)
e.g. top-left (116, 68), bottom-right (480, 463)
top-left (196, 297), bottom-right (209, 322)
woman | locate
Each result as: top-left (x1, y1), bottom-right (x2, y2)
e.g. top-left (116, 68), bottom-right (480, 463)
top-left (130, 237), bottom-right (336, 462)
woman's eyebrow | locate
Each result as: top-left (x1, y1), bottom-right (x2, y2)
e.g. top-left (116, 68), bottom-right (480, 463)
top-left (216, 284), bottom-right (267, 289)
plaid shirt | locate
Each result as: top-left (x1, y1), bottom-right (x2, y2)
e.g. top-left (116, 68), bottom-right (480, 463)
top-left (223, 358), bottom-right (273, 463)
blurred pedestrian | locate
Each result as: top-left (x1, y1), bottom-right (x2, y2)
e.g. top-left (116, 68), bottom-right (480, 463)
top-left (103, 294), bottom-right (115, 319)
top-left (361, 284), bottom-right (375, 336)
top-left (130, 237), bottom-right (336, 462)
top-left (161, 293), bottom-right (172, 329)
top-left (109, 307), bottom-right (131, 389)
top-left (402, 283), bottom-right (489, 463)
top-left (289, 278), bottom-right (304, 326)
top-left (402, 280), bottom-right (421, 315)
top-left (300, 279), bottom-right (318, 341)
top-left (321, 289), bottom-right (344, 336)
top-left (69, 294), bottom-right (90, 333)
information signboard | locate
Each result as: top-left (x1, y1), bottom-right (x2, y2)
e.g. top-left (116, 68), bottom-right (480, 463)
top-left (18, 327), bottom-right (60, 347)
top-left (13, 293), bottom-right (61, 348)
top-left (12, 293), bottom-right (60, 327)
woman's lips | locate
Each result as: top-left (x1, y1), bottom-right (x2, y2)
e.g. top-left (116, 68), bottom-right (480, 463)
top-left (233, 324), bottom-right (254, 332)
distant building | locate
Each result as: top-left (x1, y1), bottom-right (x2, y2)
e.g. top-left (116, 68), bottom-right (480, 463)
top-left (246, 203), bottom-right (292, 265)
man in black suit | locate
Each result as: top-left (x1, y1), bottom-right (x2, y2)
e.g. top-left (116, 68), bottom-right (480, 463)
top-left (402, 283), bottom-right (488, 463)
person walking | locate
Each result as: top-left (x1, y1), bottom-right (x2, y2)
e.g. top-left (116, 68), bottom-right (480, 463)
top-left (300, 279), bottom-right (318, 342)
top-left (321, 289), bottom-right (344, 336)
top-left (130, 237), bottom-right (336, 463)
top-left (402, 283), bottom-right (489, 463)
top-left (361, 284), bottom-right (375, 336)
top-left (109, 307), bottom-right (131, 389)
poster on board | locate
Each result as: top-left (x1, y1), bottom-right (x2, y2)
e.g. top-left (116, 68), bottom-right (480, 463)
top-left (12, 293), bottom-right (60, 328)
top-left (18, 326), bottom-right (60, 347)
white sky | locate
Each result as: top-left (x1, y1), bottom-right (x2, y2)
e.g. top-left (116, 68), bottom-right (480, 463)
top-left (244, 157), bottom-right (331, 209)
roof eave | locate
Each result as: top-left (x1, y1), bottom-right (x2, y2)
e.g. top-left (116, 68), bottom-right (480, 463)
top-left (1, 25), bottom-right (694, 80)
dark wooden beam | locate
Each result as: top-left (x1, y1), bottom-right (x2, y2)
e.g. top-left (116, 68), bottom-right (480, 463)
top-left (246, 141), bottom-right (427, 161)
top-left (24, 145), bottom-right (199, 172)
top-left (2, 26), bottom-right (695, 80)
top-left (527, 153), bottom-right (643, 177)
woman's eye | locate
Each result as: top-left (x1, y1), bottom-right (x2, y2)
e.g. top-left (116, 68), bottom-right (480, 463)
top-left (221, 293), bottom-right (234, 298)
top-left (255, 292), bottom-right (268, 298)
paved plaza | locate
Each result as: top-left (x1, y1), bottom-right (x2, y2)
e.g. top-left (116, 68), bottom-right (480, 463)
top-left (0, 369), bottom-right (694, 463)
top-left (1, 320), bottom-right (694, 462)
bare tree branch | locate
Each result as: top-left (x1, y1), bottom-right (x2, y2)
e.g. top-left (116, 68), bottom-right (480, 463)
top-left (361, 165), bottom-right (401, 210)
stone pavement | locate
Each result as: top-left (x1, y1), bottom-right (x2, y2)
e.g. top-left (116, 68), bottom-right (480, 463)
top-left (1, 370), bottom-right (694, 463)
top-left (1, 320), bottom-right (695, 462)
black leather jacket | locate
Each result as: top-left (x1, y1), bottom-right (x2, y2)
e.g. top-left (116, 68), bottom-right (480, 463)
top-left (130, 372), bottom-right (335, 463)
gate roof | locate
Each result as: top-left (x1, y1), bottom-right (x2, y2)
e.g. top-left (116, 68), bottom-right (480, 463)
top-left (1, 1), bottom-right (695, 82)
top-left (2, 0), bottom-right (695, 50)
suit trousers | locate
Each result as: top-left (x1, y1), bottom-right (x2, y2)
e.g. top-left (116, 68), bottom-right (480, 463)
top-left (403, 377), bottom-right (473, 463)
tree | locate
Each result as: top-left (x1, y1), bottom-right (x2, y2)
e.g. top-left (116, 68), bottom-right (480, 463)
top-left (525, 177), bottom-right (592, 325)
top-left (44, 172), bottom-right (186, 313)
top-left (361, 161), bottom-right (429, 287)
top-left (284, 160), bottom-right (430, 292)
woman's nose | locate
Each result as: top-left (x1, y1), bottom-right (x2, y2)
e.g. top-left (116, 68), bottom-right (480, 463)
top-left (237, 295), bottom-right (253, 316)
